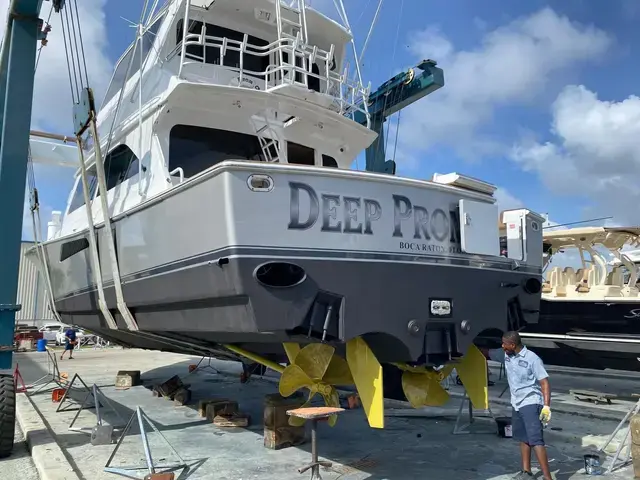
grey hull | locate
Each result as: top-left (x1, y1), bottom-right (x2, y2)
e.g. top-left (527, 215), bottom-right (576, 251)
top-left (53, 245), bottom-right (540, 364)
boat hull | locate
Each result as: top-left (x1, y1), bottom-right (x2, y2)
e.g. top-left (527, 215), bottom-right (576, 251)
top-left (29, 162), bottom-right (543, 365)
top-left (520, 299), bottom-right (640, 371)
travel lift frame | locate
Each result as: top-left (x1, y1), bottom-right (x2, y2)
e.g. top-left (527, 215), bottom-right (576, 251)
top-left (0, 0), bottom-right (59, 459)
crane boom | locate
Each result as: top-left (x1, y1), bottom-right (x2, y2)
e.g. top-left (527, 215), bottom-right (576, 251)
top-left (353, 59), bottom-right (445, 174)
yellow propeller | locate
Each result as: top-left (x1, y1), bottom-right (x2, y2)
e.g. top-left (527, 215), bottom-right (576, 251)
top-left (392, 344), bottom-right (489, 410)
top-left (393, 363), bottom-right (454, 408)
top-left (278, 343), bottom-right (353, 427)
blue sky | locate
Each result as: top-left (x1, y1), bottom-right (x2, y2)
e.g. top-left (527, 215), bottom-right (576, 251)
top-left (18, 0), bottom-right (640, 242)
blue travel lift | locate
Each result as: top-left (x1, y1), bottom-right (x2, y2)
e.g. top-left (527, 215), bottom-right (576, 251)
top-left (0, 0), bottom-right (52, 457)
top-left (353, 59), bottom-right (445, 174)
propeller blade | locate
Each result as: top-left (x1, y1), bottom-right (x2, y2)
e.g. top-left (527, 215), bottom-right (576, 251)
top-left (323, 354), bottom-right (354, 386)
top-left (455, 344), bottom-right (489, 410)
top-left (346, 337), bottom-right (384, 429)
top-left (401, 370), bottom-right (450, 408)
top-left (288, 389), bottom-right (317, 427)
top-left (320, 387), bottom-right (341, 427)
top-left (283, 342), bottom-right (301, 363)
top-left (295, 343), bottom-right (335, 381)
top-left (279, 364), bottom-right (314, 397)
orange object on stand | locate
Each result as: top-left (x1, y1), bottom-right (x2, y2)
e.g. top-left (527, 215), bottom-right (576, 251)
top-left (52, 388), bottom-right (67, 402)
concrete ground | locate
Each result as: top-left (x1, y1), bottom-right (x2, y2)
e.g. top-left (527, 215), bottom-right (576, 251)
top-left (3, 423), bottom-right (40, 480)
top-left (12, 348), bottom-right (638, 480)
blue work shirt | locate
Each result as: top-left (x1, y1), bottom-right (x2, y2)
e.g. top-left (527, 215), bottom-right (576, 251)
top-left (65, 329), bottom-right (77, 342)
top-left (489, 346), bottom-right (548, 411)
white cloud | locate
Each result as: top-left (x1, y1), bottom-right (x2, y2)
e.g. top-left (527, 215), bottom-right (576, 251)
top-left (396, 7), bottom-right (613, 163)
top-left (511, 85), bottom-right (640, 224)
top-left (494, 187), bottom-right (524, 211)
top-left (0, 0), bottom-right (112, 133)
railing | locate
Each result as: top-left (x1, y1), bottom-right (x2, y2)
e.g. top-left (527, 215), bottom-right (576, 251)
top-left (166, 29), bottom-right (371, 125)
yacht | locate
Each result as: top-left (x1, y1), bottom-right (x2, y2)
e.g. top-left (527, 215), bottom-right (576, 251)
top-left (518, 226), bottom-right (640, 372)
top-left (26, 0), bottom-right (545, 427)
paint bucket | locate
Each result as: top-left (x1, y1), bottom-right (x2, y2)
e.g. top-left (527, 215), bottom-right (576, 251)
top-left (583, 454), bottom-right (602, 475)
top-left (36, 338), bottom-right (47, 352)
top-left (495, 416), bottom-right (512, 438)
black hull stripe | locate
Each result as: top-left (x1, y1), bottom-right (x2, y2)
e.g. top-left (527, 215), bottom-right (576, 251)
top-left (56, 244), bottom-right (540, 300)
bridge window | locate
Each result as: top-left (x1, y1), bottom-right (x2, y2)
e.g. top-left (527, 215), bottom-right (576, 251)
top-left (322, 155), bottom-right (338, 167)
top-left (68, 144), bottom-right (141, 213)
top-left (176, 19), bottom-right (270, 76)
top-left (169, 124), bottom-right (264, 178)
top-left (287, 142), bottom-right (315, 166)
top-left (102, 12), bottom-right (166, 108)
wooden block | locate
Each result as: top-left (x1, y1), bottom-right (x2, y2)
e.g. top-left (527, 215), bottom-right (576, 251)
top-left (198, 398), bottom-right (229, 417)
top-left (213, 413), bottom-right (250, 428)
top-left (157, 375), bottom-right (184, 397)
top-left (205, 401), bottom-right (238, 421)
top-left (144, 473), bottom-right (174, 480)
top-left (116, 370), bottom-right (142, 389)
top-left (263, 393), bottom-right (306, 450)
top-left (173, 388), bottom-right (191, 406)
top-left (263, 426), bottom-right (306, 450)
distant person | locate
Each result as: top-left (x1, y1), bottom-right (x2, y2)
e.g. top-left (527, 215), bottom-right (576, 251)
top-left (481, 331), bottom-right (553, 480)
top-left (60, 327), bottom-right (77, 360)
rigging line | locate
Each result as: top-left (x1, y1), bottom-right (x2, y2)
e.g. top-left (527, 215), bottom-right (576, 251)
top-left (34, 3), bottom-right (54, 73)
top-left (59, 10), bottom-right (77, 104)
top-left (68, 0), bottom-right (88, 90)
top-left (358, 0), bottom-right (384, 67)
top-left (353, 0), bottom-right (373, 30)
top-left (145, 0), bottom-right (162, 27)
top-left (390, 0), bottom-right (404, 71)
top-left (61, 7), bottom-right (80, 102)
top-left (71, 0), bottom-right (90, 88)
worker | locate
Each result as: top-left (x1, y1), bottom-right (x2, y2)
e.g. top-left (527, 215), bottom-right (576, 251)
top-left (60, 327), bottom-right (77, 360)
top-left (481, 331), bottom-right (553, 480)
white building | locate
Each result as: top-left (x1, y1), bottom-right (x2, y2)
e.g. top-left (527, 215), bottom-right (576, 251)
top-left (15, 240), bottom-right (56, 326)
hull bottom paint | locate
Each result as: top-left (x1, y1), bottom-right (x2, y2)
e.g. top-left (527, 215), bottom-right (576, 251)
top-left (53, 247), bottom-right (540, 366)
top-left (520, 299), bottom-right (640, 372)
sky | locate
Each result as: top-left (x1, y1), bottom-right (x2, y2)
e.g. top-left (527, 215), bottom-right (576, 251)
top-left (6, 0), bottom-right (640, 255)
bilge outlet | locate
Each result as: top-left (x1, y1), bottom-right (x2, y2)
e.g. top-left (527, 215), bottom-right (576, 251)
top-left (255, 262), bottom-right (306, 288)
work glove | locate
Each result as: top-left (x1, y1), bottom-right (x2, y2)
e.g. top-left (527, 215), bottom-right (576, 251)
top-left (539, 405), bottom-right (551, 424)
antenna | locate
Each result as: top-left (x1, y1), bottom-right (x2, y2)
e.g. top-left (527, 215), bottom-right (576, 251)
top-left (543, 216), bottom-right (614, 230)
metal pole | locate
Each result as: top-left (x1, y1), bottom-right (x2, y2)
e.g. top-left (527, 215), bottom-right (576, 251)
top-left (0, 1), bottom-right (41, 369)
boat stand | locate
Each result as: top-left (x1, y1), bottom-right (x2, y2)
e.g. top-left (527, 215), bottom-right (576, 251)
top-left (27, 348), bottom-right (67, 395)
top-left (56, 373), bottom-right (93, 413)
top-left (188, 356), bottom-right (220, 375)
top-left (104, 406), bottom-right (188, 479)
top-left (453, 390), bottom-right (498, 435)
top-left (69, 383), bottom-right (126, 445)
top-left (596, 394), bottom-right (639, 474)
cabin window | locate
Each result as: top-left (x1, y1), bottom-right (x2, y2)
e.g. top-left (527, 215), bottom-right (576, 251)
top-left (68, 167), bottom-right (98, 214)
top-left (176, 20), bottom-right (270, 76)
top-left (101, 12), bottom-right (165, 108)
top-left (96, 144), bottom-right (141, 196)
top-left (322, 155), bottom-right (338, 167)
top-left (67, 144), bottom-right (141, 213)
top-left (169, 124), bottom-right (264, 178)
top-left (287, 142), bottom-right (315, 166)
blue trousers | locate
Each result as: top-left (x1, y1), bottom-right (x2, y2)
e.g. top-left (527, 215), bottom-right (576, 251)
top-left (512, 404), bottom-right (544, 446)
